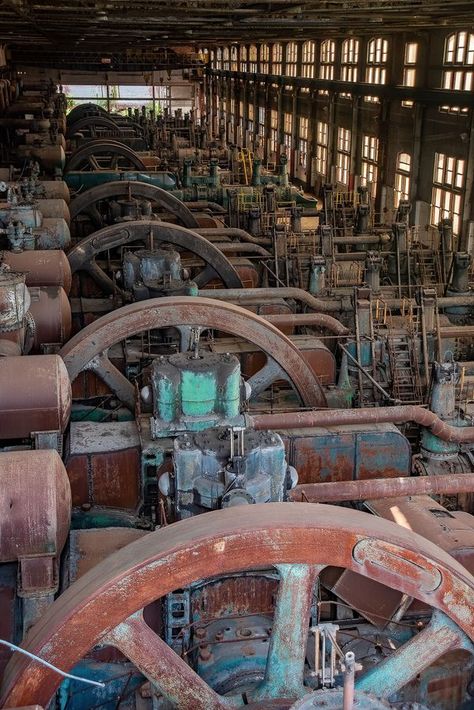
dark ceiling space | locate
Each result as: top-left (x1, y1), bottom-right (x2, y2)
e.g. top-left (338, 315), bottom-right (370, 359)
top-left (1, 0), bottom-right (474, 70)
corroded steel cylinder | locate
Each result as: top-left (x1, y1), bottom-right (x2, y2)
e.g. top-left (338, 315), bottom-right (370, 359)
top-left (0, 449), bottom-right (71, 564)
top-left (40, 180), bottom-right (70, 203)
top-left (0, 269), bottom-right (30, 331)
top-left (0, 354), bottom-right (71, 438)
top-left (28, 286), bottom-right (72, 351)
top-left (35, 198), bottom-right (70, 225)
top-left (17, 145), bottom-right (66, 171)
top-left (1, 250), bottom-right (72, 293)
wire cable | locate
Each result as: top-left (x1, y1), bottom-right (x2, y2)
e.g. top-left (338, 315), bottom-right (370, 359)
top-left (0, 639), bottom-right (105, 688)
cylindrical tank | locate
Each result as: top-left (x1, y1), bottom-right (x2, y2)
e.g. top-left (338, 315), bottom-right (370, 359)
top-left (38, 217), bottom-right (71, 249)
top-left (0, 268), bottom-right (30, 331)
top-left (35, 198), bottom-right (70, 225)
top-left (17, 144), bottom-right (66, 171)
top-left (39, 180), bottom-right (70, 203)
top-left (0, 354), bottom-right (71, 438)
top-left (1, 249), bottom-right (72, 293)
top-left (0, 449), bottom-right (71, 564)
top-left (28, 286), bottom-right (72, 351)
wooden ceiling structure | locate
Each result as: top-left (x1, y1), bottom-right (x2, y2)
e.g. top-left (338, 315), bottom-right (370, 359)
top-left (0, 0), bottom-right (473, 70)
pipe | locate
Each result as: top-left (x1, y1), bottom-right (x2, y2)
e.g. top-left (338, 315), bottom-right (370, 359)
top-left (186, 201), bottom-right (226, 214)
top-left (248, 405), bottom-right (474, 443)
top-left (198, 287), bottom-right (341, 312)
top-left (289, 472), bottom-right (474, 503)
top-left (212, 242), bottom-right (272, 257)
top-left (333, 234), bottom-right (390, 246)
top-left (197, 227), bottom-right (272, 246)
top-left (263, 312), bottom-right (350, 336)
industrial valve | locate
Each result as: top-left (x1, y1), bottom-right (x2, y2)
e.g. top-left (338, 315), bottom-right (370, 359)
top-left (122, 247), bottom-right (198, 299)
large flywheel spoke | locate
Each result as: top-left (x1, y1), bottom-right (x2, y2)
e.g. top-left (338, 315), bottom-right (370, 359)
top-left (88, 351), bottom-right (136, 409)
top-left (247, 356), bottom-right (288, 399)
top-left (106, 613), bottom-right (231, 710)
top-left (355, 609), bottom-right (474, 699)
top-left (193, 263), bottom-right (219, 288)
top-left (85, 259), bottom-right (122, 294)
top-left (251, 564), bottom-right (322, 701)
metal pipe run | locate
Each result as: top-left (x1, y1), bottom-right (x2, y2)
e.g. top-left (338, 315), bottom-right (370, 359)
top-left (197, 228), bottom-right (272, 246)
top-left (263, 312), bottom-right (350, 336)
top-left (249, 405), bottom-right (474, 443)
top-left (212, 242), bottom-right (272, 257)
top-left (198, 287), bottom-right (341, 312)
top-left (289, 472), bottom-right (474, 503)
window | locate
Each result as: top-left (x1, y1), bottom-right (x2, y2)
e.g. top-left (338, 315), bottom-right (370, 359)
top-left (283, 111), bottom-right (293, 153)
top-left (394, 152), bottom-right (411, 208)
top-left (248, 103), bottom-right (254, 134)
top-left (441, 32), bottom-right (474, 113)
top-left (316, 121), bottom-right (329, 176)
top-left (270, 109), bottom-right (279, 153)
top-left (360, 135), bottom-right (379, 198)
top-left (319, 39), bottom-right (335, 94)
top-left (365, 37), bottom-right (388, 102)
top-left (216, 47), bottom-right (223, 71)
top-left (272, 43), bottom-right (282, 74)
top-left (258, 106), bottom-right (266, 138)
top-left (299, 116), bottom-right (309, 169)
top-left (302, 41), bottom-right (316, 79)
top-left (240, 46), bottom-right (248, 73)
top-left (341, 38), bottom-right (359, 82)
top-left (286, 41), bottom-right (298, 77)
top-left (231, 45), bottom-right (238, 72)
top-left (431, 152), bottom-right (465, 235)
top-left (249, 45), bottom-right (258, 73)
top-left (401, 42), bottom-right (417, 107)
top-left (336, 127), bottom-right (351, 186)
top-left (260, 44), bottom-right (269, 73)
top-left (223, 47), bottom-right (230, 71)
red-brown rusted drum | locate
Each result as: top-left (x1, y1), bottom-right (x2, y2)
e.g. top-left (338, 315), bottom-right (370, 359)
top-left (28, 287), bottom-right (71, 352)
top-left (59, 297), bottom-right (327, 408)
top-left (33, 199), bottom-right (70, 225)
top-left (39, 181), bottom-right (70, 203)
top-left (1, 504), bottom-right (473, 708)
top-left (0, 251), bottom-right (72, 294)
top-left (0, 449), bottom-right (71, 572)
top-left (0, 354), bottom-right (71, 439)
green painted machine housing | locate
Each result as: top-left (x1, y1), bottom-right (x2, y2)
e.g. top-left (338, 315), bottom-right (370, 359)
top-left (150, 351), bottom-right (242, 437)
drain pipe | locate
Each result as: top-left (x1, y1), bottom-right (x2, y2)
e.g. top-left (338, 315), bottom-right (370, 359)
top-left (289, 472), bottom-right (474, 503)
top-left (248, 405), bottom-right (474, 444)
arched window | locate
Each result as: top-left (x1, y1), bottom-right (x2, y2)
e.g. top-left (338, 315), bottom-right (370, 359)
top-left (319, 40), bottom-right (335, 80)
top-left (272, 43), bottom-right (282, 74)
top-left (341, 38), bottom-right (359, 82)
top-left (230, 45), bottom-right (238, 72)
top-left (223, 46), bottom-right (230, 71)
top-left (260, 44), bottom-right (270, 73)
top-left (249, 45), bottom-right (258, 73)
top-left (365, 37), bottom-right (388, 102)
top-left (302, 41), bottom-right (316, 78)
top-left (286, 41), bottom-right (298, 76)
top-left (394, 152), bottom-right (411, 207)
top-left (240, 45), bottom-right (248, 73)
top-left (443, 31), bottom-right (474, 91)
top-left (216, 47), bottom-right (223, 71)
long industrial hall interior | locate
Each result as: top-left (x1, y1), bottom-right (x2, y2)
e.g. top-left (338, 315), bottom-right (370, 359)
top-left (1, 1), bottom-right (474, 709)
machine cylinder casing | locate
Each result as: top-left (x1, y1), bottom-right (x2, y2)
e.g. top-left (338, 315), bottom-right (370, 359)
top-left (0, 354), bottom-right (71, 439)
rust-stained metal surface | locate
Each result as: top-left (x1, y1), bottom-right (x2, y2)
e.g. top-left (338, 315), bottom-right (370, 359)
top-left (0, 450), bottom-right (71, 594)
top-left (0, 250), bottom-right (72, 293)
top-left (68, 528), bottom-right (148, 582)
top-left (249, 405), bottom-right (474, 443)
top-left (191, 576), bottom-right (278, 622)
top-left (326, 494), bottom-right (474, 629)
top-left (289, 472), bottom-right (474, 502)
top-left (1, 503), bottom-right (473, 708)
top-left (263, 312), bottom-right (350, 337)
top-left (59, 297), bottom-right (327, 408)
top-left (366, 495), bottom-right (474, 574)
top-left (0, 355), bottom-right (71, 439)
top-left (284, 424), bottom-right (410, 484)
top-left (66, 421), bottom-right (141, 508)
top-left (28, 287), bottom-right (71, 351)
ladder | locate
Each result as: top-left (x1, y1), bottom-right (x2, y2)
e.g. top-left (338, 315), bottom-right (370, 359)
top-left (416, 248), bottom-right (441, 288)
top-left (387, 333), bottom-right (423, 404)
top-left (238, 148), bottom-right (253, 185)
